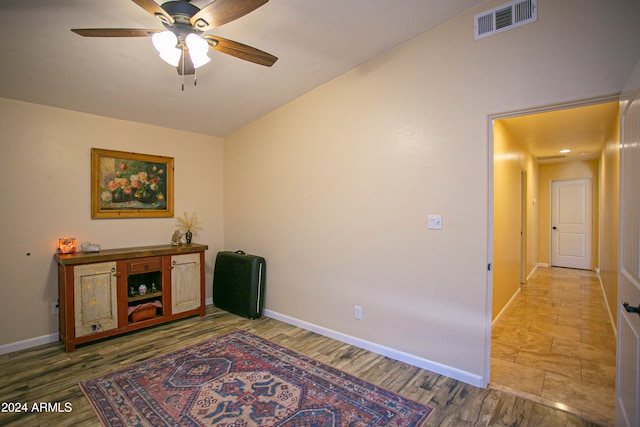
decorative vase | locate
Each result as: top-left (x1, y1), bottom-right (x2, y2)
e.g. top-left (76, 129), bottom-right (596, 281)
top-left (138, 284), bottom-right (147, 296)
top-left (185, 230), bottom-right (193, 244)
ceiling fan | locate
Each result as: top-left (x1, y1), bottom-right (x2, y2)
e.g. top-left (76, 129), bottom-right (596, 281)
top-left (72, 0), bottom-right (278, 77)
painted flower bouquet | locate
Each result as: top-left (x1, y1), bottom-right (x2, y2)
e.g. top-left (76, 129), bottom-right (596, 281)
top-left (100, 161), bottom-right (166, 206)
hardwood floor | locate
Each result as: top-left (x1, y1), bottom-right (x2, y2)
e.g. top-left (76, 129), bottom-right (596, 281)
top-left (1, 304), bottom-right (603, 426)
top-left (491, 267), bottom-right (616, 427)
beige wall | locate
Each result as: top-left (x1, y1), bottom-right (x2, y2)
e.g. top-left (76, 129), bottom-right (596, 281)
top-left (224, 0), bottom-right (640, 383)
top-left (0, 98), bottom-right (224, 347)
top-left (599, 114), bottom-right (621, 325)
top-left (537, 160), bottom-right (600, 269)
top-left (492, 120), bottom-right (539, 320)
top-left (1, 0), bottom-right (639, 386)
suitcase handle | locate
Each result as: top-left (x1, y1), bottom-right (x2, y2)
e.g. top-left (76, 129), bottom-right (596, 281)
top-left (235, 250), bottom-right (246, 255)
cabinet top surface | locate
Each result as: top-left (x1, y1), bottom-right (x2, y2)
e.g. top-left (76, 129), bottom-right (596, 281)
top-left (54, 243), bottom-right (208, 266)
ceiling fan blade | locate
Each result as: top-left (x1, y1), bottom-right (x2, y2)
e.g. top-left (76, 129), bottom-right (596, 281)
top-left (177, 48), bottom-right (196, 76)
top-left (204, 35), bottom-right (277, 67)
top-left (71, 28), bottom-right (160, 37)
top-left (130, 0), bottom-right (175, 24)
top-left (191, 0), bottom-right (268, 31)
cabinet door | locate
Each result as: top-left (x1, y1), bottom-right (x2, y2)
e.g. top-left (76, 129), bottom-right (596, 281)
top-left (171, 253), bottom-right (201, 314)
top-left (74, 262), bottom-right (118, 337)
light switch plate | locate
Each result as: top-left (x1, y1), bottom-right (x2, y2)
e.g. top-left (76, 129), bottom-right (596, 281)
top-left (428, 215), bottom-right (443, 230)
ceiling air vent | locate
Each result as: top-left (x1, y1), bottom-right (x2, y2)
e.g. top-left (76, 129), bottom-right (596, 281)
top-left (536, 154), bottom-right (566, 161)
top-left (474, 0), bottom-right (537, 40)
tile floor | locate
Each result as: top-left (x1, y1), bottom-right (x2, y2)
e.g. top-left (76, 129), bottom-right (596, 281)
top-left (490, 267), bottom-right (617, 427)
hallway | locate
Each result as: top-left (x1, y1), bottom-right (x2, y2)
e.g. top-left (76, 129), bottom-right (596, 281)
top-left (490, 267), bottom-right (616, 426)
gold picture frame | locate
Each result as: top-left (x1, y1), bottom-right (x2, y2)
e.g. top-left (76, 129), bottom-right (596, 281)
top-left (91, 148), bottom-right (174, 219)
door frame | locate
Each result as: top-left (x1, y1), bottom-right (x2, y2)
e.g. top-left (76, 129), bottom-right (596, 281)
top-left (486, 93), bottom-right (619, 385)
top-left (520, 170), bottom-right (527, 284)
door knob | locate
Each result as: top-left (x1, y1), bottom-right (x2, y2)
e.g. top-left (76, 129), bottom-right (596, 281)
top-left (623, 302), bottom-right (640, 315)
top-left (553, 226), bottom-right (557, 230)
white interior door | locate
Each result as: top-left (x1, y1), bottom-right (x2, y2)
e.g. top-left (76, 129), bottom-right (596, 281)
top-left (550, 178), bottom-right (592, 269)
top-left (616, 59), bottom-right (640, 427)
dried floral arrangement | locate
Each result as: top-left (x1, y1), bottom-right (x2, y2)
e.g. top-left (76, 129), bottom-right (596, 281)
top-left (175, 211), bottom-right (202, 234)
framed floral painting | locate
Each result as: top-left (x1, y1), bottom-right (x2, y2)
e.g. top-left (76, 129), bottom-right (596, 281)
top-left (91, 148), bottom-right (174, 218)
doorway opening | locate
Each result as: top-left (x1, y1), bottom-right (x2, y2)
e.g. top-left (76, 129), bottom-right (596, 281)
top-left (488, 95), bottom-right (619, 423)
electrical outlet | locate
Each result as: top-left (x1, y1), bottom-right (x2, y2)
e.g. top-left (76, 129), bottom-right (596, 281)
top-left (428, 214), bottom-right (443, 230)
top-left (52, 301), bottom-right (59, 315)
top-left (354, 305), bottom-right (362, 320)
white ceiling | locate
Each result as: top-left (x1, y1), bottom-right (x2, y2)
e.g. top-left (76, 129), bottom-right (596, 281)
top-left (499, 101), bottom-right (620, 163)
top-left (0, 0), bottom-right (488, 137)
top-left (0, 0), bottom-right (620, 158)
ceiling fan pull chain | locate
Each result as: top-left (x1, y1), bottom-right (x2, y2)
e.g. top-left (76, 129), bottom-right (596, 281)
top-left (181, 60), bottom-right (185, 92)
top-left (194, 69), bottom-right (198, 87)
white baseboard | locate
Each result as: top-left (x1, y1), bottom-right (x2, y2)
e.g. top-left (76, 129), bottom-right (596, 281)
top-left (0, 333), bottom-right (59, 356)
top-left (526, 263), bottom-right (543, 281)
top-left (1, 304), bottom-right (485, 388)
top-left (492, 287), bottom-right (521, 328)
top-left (492, 263), bottom-right (556, 328)
top-left (263, 309), bottom-right (484, 388)
top-left (596, 274), bottom-right (618, 339)
top-left (3, 299), bottom-right (216, 356)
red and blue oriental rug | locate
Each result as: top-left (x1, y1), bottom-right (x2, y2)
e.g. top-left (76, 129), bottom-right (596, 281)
top-left (80, 330), bottom-right (434, 426)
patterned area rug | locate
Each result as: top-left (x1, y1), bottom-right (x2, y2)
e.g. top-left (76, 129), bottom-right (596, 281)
top-left (80, 330), bottom-right (434, 426)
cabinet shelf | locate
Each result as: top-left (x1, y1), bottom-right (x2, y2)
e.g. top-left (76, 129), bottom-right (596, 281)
top-left (55, 243), bottom-right (207, 352)
top-left (128, 291), bottom-right (163, 303)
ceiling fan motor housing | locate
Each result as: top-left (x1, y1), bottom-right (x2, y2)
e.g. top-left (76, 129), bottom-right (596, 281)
top-left (160, 1), bottom-right (207, 34)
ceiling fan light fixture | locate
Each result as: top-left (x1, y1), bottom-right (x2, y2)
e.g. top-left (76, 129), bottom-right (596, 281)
top-left (72, 0), bottom-right (277, 77)
top-left (152, 31), bottom-right (177, 53)
top-left (159, 49), bottom-right (181, 67)
top-left (185, 33), bottom-right (211, 68)
top-left (152, 30), bottom-right (181, 67)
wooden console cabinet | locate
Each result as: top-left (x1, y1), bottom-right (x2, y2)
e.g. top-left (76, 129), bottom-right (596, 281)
top-left (54, 243), bottom-right (208, 352)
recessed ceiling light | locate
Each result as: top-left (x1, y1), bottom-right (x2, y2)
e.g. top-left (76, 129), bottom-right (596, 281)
top-left (559, 149), bottom-right (571, 153)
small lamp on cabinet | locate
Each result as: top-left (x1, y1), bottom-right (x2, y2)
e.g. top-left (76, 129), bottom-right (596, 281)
top-left (58, 237), bottom-right (77, 254)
